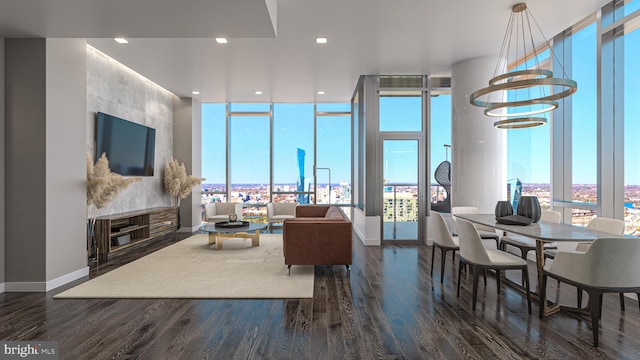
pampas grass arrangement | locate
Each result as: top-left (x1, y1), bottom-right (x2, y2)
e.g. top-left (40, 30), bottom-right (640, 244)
top-left (86, 153), bottom-right (141, 259)
top-left (87, 153), bottom-right (141, 209)
top-left (163, 158), bottom-right (203, 207)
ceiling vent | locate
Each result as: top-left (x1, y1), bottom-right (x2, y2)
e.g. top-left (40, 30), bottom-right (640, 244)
top-left (431, 77), bottom-right (451, 88)
top-left (379, 76), bottom-right (423, 88)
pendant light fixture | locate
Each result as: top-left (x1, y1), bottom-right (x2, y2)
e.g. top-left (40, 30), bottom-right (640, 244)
top-left (469, 3), bottom-right (577, 129)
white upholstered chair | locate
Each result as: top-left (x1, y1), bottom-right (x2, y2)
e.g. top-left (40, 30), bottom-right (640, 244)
top-left (577, 217), bottom-right (625, 251)
top-left (266, 202), bottom-right (298, 230)
top-left (430, 211), bottom-right (459, 284)
top-left (544, 217), bottom-right (632, 311)
top-left (456, 218), bottom-right (532, 313)
top-left (500, 210), bottom-right (562, 259)
top-left (204, 202), bottom-right (243, 223)
top-left (541, 237), bottom-right (640, 347)
top-left (452, 206), bottom-right (500, 249)
top-left (545, 217), bottom-right (625, 258)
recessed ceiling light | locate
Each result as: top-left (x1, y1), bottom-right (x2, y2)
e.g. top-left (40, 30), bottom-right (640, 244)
top-left (215, 37), bottom-right (228, 44)
top-left (192, 91), bottom-right (200, 95)
top-left (114, 38), bottom-right (128, 44)
top-left (254, 91), bottom-right (263, 95)
top-left (316, 37), bottom-right (328, 44)
top-left (317, 91), bottom-right (325, 95)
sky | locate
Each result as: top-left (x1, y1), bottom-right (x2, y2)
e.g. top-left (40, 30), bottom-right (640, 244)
top-left (623, 25), bottom-right (640, 186)
top-left (507, 22), bottom-right (598, 185)
top-left (202, 96), bottom-right (451, 187)
top-left (202, 103), bottom-right (351, 186)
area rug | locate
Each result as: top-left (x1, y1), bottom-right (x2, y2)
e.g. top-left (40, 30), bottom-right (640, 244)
top-left (54, 234), bottom-right (314, 299)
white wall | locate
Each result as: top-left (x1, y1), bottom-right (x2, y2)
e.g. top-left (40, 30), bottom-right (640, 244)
top-left (45, 39), bottom-right (89, 284)
top-left (2, 41), bottom-right (178, 292)
top-left (0, 37), bottom-right (5, 292)
top-left (86, 46), bottom-right (176, 217)
top-left (5, 39), bottom-right (89, 291)
top-left (352, 207), bottom-right (380, 246)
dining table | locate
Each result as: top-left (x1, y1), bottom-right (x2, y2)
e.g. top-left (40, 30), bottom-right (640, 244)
top-left (453, 213), bottom-right (617, 317)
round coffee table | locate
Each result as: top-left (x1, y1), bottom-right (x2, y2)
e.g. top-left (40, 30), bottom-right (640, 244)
top-left (200, 222), bottom-right (268, 250)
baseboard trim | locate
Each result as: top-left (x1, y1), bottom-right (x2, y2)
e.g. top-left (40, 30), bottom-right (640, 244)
top-left (46, 266), bottom-right (90, 291)
top-left (178, 224), bottom-right (200, 233)
top-left (5, 267), bottom-right (90, 293)
top-left (353, 227), bottom-right (366, 245)
top-left (353, 227), bottom-right (379, 246)
top-left (0, 282), bottom-right (5, 294)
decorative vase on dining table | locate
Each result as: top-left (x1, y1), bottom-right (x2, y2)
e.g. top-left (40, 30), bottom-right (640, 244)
top-left (495, 200), bottom-right (514, 218)
top-left (516, 196), bottom-right (542, 223)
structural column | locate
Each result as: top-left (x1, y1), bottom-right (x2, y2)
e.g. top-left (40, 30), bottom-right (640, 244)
top-left (5, 39), bottom-right (88, 291)
top-left (451, 56), bottom-right (507, 213)
top-left (0, 37), bottom-right (5, 292)
top-left (173, 97), bottom-right (203, 232)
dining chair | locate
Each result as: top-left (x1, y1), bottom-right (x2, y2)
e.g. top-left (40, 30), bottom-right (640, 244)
top-left (451, 206), bottom-right (500, 249)
top-left (544, 217), bottom-right (625, 259)
top-left (500, 210), bottom-right (562, 259)
top-left (430, 211), bottom-right (459, 284)
top-left (540, 237), bottom-right (640, 347)
top-left (456, 218), bottom-right (532, 313)
top-left (543, 217), bottom-right (636, 311)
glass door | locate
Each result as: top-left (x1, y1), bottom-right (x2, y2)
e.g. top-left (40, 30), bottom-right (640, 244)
top-left (381, 138), bottom-right (423, 243)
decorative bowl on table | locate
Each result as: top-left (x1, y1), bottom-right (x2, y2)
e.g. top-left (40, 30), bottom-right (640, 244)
top-left (215, 221), bottom-right (250, 228)
top-left (495, 200), bottom-right (514, 218)
top-left (516, 196), bottom-right (542, 223)
top-left (495, 214), bottom-right (534, 226)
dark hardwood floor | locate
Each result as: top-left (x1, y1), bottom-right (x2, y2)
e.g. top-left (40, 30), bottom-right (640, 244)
top-left (2, 231), bottom-right (640, 359)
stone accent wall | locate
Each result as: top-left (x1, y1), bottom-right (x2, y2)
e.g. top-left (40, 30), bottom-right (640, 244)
top-left (87, 45), bottom-right (176, 216)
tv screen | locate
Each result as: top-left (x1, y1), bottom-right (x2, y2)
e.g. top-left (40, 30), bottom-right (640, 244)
top-left (95, 112), bottom-right (156, 176)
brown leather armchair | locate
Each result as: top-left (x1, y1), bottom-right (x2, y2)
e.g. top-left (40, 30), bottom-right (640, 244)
top-left (282, 205), bottom-right (352, 275)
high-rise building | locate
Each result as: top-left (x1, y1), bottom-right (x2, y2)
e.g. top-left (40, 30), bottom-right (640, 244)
top-left (383, 191), bottom-right (417, 222)
top-left (296, 148), bottom-right (309, 204)
top-left (507, 178), bottom-right (523, 211)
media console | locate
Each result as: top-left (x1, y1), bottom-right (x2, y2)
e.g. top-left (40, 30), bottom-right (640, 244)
top-left (95, 207), bottom-right (177, 261)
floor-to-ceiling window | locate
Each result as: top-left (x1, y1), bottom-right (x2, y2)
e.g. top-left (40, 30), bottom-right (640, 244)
top-left (430, 93), bottom-right (451, 208)
top-left (506, 48), bottom-right (552, 211)
top-left (379, 95), bottom-right (422, 132)
top-left (273, 104), bottom-right (314, 204)
top-left (202, 103), bottom-right (227, 203)
top-left (621, 20), bottom-right (640, 235)
top-left (529, 0), bottom-right (640, 235)
top-left (201, 102), bottom-right (352, 221)
top-left (315, 110), bottom-right (352, 205)
top-left (229, 113), bottom-right (270, 219)
top-left (570, 22), bottom-right (598, 225)
top-left (548, 15), bottom-right (598, 226)
top-left (602, 0), bottom-right (640, 235)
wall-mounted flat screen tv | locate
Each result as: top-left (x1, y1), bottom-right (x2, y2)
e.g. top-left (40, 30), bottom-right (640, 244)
top-left (95, 112), bottom-right (156, 176)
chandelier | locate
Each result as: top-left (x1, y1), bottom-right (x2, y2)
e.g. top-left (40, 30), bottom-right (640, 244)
top-left (469, 3), bottom-right (577, 129)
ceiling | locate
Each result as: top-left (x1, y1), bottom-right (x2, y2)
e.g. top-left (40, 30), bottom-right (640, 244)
top-left (0, 0), bottom-right (610, 103)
